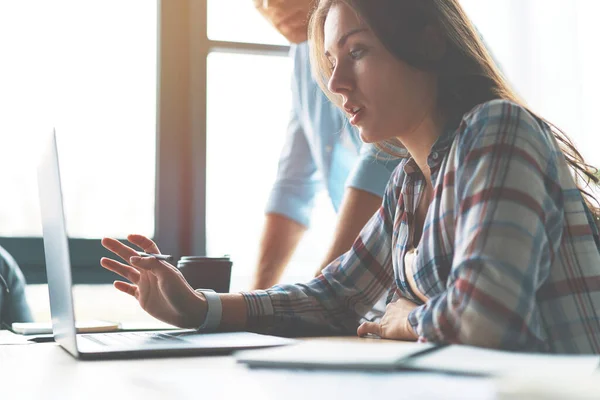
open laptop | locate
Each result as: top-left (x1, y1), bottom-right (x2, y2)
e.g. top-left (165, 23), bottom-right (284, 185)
top-left (37, 131), bottom-right (294, 359)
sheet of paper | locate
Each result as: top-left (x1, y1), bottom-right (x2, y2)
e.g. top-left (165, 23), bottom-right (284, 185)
top-left (0, 330), bottom-right (33, 345)
top-left (236, 339), bottom-right (434, 369)
top-left (406, 344), bottom-right (600, 377)
top-left (245, 369), bottom-right (496, 400)
top-left (13, 320), bottom-right (120, 335)
top-left (495, 372), bottom-right (600, 400)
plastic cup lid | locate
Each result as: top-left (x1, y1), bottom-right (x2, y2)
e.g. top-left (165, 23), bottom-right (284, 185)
top-left (179, 255), bottom-right (230, 261)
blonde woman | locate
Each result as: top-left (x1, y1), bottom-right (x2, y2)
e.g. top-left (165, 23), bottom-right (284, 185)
top-left (101, 0), bottom-right (600, 353)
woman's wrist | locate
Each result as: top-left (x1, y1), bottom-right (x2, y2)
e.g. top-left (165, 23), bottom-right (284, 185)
top-left (181, 292), bottom-right (248, 331)
top-left (181, 290), bottom-right (208, 329)
top-left (220, 293), bottom-right (248, 331)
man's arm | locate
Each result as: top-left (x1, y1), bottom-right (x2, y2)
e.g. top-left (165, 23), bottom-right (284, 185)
top-left (251, 213), bottom-right (307, 290)
top-left (316, 188), bottom-right (382, 274)
top-left (316, 142), bottom-right (403, 274)
top-left (253, 69), bottom-right (321, 288)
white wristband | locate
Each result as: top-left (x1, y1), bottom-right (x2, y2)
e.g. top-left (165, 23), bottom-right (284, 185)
top-left (195, 289), bottom-right (222, 332)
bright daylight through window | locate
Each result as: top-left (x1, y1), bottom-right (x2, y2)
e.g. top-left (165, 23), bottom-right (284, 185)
top-left (0, 0), bottom-right (157, 239)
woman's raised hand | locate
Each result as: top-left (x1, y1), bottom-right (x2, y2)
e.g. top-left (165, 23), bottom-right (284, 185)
top-left (100, 234), bottom-right (206, 328)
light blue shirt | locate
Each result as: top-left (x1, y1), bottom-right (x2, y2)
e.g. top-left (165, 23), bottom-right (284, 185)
top-left (265, 42), bottom-right (400, 227)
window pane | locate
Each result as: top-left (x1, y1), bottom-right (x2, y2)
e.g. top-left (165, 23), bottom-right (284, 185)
top-left (461, 0), bottom-right (600, 168)
top-left (576, 1), bottom-right (600, 167)
top-left (208, 0), bottom-right (288, 45)
top-left (0, 0), bottom-right (157, 238)
top-left (206, 53), bottom-right (337, 291)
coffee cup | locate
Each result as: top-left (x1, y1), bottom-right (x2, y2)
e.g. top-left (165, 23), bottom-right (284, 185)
top-left (176, 255), bottom-right (232, 293)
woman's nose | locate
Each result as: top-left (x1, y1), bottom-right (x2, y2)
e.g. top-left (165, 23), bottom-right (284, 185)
top-left (328, 64), bottom-right (353, 95)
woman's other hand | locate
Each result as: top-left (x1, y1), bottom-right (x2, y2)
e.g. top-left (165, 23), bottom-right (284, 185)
top-left (100, 234), bottom-right (206, 328)
top-left (357, 297), bottom-right (419, 341)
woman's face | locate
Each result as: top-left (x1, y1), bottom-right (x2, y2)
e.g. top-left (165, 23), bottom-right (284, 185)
top-left (323, 2), bottom-right (438, 143)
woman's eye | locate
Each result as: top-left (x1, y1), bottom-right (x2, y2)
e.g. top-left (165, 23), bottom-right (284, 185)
top-left (349, 48), bottom-right (366, 60)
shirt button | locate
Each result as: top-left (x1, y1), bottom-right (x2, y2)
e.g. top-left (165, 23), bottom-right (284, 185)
top-left (325, 145), bottom-right (333, 153)
top-left (431, 152), bottom-right (439, 160)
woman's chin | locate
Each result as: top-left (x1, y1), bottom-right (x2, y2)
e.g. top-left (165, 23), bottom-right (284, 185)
top-left (358, 128), bottom-right (375, 143)
top-left (359, 128), bottom-right (385, 144)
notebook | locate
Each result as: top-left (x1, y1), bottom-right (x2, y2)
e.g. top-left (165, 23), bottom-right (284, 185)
top-left (235, 339), bottom-right (600, 377)
top-left (404, 344), bottom-right (600, 377)
top-left (235, 339), bottom-right (437, 370)
top-left (12, 320), bottom-right (120, 335)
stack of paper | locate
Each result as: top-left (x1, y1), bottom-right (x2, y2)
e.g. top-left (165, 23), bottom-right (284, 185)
top-left (236, 340), bottom-right (435, 370)
top-left (235, 339), bottom-right (600, 378)
top-left (405, 344), bottom-right (600, 377)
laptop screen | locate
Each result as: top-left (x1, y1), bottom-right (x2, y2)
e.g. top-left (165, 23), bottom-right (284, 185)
top-left (37, 131), bottom-right (79, 357)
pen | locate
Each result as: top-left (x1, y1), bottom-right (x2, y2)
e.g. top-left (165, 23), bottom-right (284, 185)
top-left (137, 252), bottom-right (174, 261)
top-left (28, 335), bottom-right (55, 343)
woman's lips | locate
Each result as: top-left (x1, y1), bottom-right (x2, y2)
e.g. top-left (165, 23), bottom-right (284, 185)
top-left (350, 108), bottom-right (365, 126)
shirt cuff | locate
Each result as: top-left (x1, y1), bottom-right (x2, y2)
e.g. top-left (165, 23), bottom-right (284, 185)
top-left (408, 303), bottom-right (426, 338)
top-left (241, 290), bottom-right (275, 331)
top-left (264, 188), bottom-right (314, 227)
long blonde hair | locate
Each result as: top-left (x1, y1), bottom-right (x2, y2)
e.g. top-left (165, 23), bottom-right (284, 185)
top-left (308, 0), bottom-right (600, 216)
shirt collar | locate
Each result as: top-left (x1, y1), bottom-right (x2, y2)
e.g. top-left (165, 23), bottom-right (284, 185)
top-left (389, 115), bottom-right (462, 175)
top-left (402, 122), bottom-right (459, 174)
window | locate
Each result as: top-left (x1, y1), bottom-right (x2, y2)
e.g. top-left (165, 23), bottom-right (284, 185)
top-left (205, 3), bottom-right (337, 290)
top-left (0, 0), bottom-right (337, 287)
top-left (207, 0), bottom-right (287, 45)
top-left (461, 0), bottom-right (600, 168)
top-left (0, 0), bottom-right (157, 282)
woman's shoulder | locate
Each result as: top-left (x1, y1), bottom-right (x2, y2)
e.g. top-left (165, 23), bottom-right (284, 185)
top-left (455, 99), bottom-right (555, 158)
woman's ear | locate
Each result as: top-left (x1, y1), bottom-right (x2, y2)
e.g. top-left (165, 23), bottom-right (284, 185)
top-left (418, 25), bottom-right (447, 62)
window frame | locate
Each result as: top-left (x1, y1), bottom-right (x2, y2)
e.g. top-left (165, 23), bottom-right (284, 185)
top-left (0, 0), bottom-right (289, 284)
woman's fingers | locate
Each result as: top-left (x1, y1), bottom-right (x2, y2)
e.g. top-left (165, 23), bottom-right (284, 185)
top-left (102, 237), bottom-right (140, 264)
top-left (127, 234), bottom-right (161, 254)
top-left (129, 256), bottom-right (178, 276)
top-left (100, 257), bottom-right (142, 283)
top-left (113, 281), bottom-right (139, 299)
top-left (357, 321), bottom-right (382, 338)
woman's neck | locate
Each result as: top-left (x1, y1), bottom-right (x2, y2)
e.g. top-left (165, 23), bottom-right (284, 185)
top-left (398, 109), bottom-right (446, 184)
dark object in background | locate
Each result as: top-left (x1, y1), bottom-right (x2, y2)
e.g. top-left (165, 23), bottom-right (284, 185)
top-left (0, 245), bottom-right (33, 328)
top-left (177, 256), bottom-right (232, 293)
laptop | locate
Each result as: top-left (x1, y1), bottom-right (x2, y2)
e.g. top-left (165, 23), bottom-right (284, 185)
top-left (37, 131), bottom-right (294, 359)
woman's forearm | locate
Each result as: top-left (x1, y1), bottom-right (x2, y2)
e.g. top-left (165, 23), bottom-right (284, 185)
top-left (219, 293), bottom-right (249, 331)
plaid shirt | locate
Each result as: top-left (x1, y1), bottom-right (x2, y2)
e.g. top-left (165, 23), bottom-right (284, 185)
top-left (243, 100), bottom-right (600, 354)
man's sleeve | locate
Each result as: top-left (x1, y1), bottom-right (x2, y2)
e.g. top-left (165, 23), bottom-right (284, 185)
top-left (345, 143), bottom-right (403, 198)
top-left (264, 106), bottom-right (322, 228)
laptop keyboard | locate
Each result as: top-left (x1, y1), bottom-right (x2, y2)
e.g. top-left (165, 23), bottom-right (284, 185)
top-left (81, 332), bottom-right (187, 347)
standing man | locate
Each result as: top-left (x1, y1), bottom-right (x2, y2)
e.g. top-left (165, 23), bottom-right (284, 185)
top-left (251, 0), bottom-right (401, 290)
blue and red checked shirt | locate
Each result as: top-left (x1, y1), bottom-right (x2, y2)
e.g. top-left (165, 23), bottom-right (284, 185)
top-left (243, 100), bottom-right (600, 354)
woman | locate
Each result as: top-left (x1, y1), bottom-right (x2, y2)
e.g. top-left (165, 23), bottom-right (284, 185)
top-left (101, 0), bottom-right (600, 353)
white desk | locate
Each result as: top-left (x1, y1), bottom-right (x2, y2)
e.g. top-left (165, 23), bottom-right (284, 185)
top-left (0, 342), bottom-right (496, 400)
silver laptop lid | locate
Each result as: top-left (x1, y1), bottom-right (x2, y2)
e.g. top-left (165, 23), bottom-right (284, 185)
top-left (37, 131), bottom-right (79, 357)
